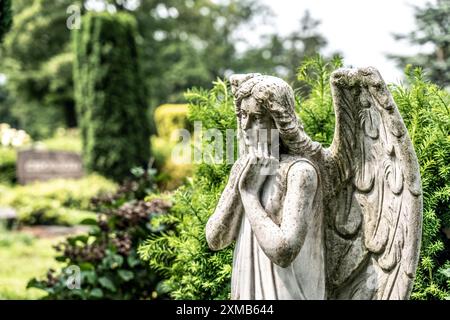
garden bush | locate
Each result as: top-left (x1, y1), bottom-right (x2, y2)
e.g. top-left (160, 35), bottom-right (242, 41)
top-left (73, 12), bottom-right (151, 182)
top-left (28, 168), bottom-right (172, 299)
top-left (139, 80), bottom-right (237, 299)
top-left (0, 147), bottom-right (16, 184)
top-left (139, 58), bottom-right (449, 300)
top-left (0, 174), bottom-right (117, 226)
top-left (390, 66), bottom-right (450, 299)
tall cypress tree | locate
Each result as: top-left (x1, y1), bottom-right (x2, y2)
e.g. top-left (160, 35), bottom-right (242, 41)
top-left (73, 12), bottom-right (151, 181)
top-left (0, 0), bottom-right (12, 42)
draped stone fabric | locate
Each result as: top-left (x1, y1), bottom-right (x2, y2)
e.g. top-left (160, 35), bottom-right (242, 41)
top-left (231, 157), bottom-right (325, 300)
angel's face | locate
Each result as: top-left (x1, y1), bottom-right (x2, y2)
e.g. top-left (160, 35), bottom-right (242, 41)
top-left (240, 96), bottom-right (275, 149)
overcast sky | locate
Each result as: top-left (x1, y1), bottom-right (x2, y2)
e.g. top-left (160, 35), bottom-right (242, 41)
top-left (252, 0), bottom-right (432, 84)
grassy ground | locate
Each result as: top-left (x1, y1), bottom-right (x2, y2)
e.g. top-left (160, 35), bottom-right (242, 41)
top-left (0, 228), bottom-right (61, 299)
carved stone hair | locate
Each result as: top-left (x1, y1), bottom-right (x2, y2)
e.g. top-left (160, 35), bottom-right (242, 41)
top-left (229, 73), bottom-right (321, 156)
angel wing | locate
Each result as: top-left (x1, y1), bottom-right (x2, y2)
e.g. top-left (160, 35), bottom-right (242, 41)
top-left (321, 67), bottom-right (422, 299)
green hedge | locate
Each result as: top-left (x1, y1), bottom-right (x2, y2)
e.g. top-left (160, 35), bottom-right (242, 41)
top-left (0, 174), bottom-right (117, 226)
top-left (73, 12), bottom-right (151, 181)
top-left (0, 147), bottom-right (16, 184)
top-left (390, 66), bottom-right (450, 299)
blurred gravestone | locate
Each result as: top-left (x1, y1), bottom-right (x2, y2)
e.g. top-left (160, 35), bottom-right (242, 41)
top-left (17, 149), bottom-right (84, 184)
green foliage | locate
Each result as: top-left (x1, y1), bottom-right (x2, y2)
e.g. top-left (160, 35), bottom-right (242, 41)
top-left (0, 147), bottom-right (16, 184)
top-left (139, 79), bottom-right (236, 299)
top-left (1, 0), bottom-right (76, 137)
top-left (0, 174), bottom-right (117, 226)
top-left (0, 0), bottom-right (12, 42)
top-left (389, 0), bottom-right (450, 88)
top-left (39, 128), bottom-right (82, 153)
top-left (297, 55), bottom-right (342, 146)
top-left (0, 0), bottom-right (270, 137)
top-left (73, 12), bottom-right (151, 182)
top-left (390, 66), bottom-right (450, 299)
top-left (0, 225), bottom-right (62, 299)
top-left (125, 0), bottom-right (267, 107)
top-left (28, 168), bottom-right (172, 299)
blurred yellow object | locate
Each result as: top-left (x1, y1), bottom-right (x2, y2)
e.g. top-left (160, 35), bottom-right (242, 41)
top-left (152, 104), bottom-right (192, 190)
top-left (151, 136), bottom-right (192, 191)
top-left (154, 104), bottom-right (189, 140)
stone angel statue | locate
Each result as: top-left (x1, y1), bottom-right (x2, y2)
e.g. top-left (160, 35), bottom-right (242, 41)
top-left (205, 68), bottom-right (422, 300)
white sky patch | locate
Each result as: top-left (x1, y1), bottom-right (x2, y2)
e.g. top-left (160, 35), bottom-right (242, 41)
top-left (243, 0), bottom-right (433, 84)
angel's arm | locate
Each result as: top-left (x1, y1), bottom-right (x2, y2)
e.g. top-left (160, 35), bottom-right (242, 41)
top-left (205, 158), bottom-right (247, 250)
top-left (240, 161), bottom-right (318, 267)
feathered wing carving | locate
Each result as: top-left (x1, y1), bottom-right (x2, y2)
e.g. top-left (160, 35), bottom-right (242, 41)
top-left (321, 67), bottom-right (422, 299)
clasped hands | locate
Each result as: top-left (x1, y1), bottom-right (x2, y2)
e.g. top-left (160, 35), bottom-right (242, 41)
top-left (237, 142), bottom-right (279, 197)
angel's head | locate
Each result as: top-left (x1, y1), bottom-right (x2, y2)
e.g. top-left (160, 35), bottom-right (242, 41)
top-left (230, 73), bottom-right (320, 157)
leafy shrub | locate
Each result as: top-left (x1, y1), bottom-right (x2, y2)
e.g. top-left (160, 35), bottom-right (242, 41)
top-left (73, 12), bottom-right (151, 181)
top-left (0, 147), bottom-right (16, 184)
top-left (28, 168), bottom-right (172, 299)
top-left (139, 80), bottom-right (236, 299)
top-left (390, 66), bottom-right (450, 299)
top-left (296, 55), bottom-right (342, 146)
top-left (0, 174), bottom-right (117, 226)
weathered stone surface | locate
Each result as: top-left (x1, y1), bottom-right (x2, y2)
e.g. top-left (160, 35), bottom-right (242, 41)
top-left (17, 149), bottom-right (84, 184)
top-left (205, 68), bottom-right (422, 300)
